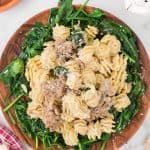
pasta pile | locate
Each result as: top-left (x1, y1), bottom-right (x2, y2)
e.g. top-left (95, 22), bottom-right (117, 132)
top-left (25, 24), bottom-right (131, 146)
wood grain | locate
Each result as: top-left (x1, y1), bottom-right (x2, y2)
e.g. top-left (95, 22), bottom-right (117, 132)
top-left (0, 6), bottom-right (150, 150)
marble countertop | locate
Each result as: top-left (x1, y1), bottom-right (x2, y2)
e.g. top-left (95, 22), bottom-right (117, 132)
top-left (0, 0), bottom-right (150, 150)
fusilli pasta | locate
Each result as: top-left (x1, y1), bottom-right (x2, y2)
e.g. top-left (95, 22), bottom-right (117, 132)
top-left (86, 57), bottom-right (100, 72)
top-left (112, 94), bottom-right (131, 112)
top-left (87, 121), bottom-right (102, 140)
top-left (62, 93), bottom-right (90, 121)
top-left (66, 72), bottom-right (82, 90)
top-left (100, 115), bottom-right (115, 133)
top-left (81, 84), bottom-right (100, 108)
top-left (78, 45), bottom-right (95, 64)
top-left (94, 39), bottom-right (110, 58)
top-left (25, 56), bottom-right (49, 88)
top-left (85, 25), bottom-right (99, 38)
top-left (99, 58), bottom-right (112, 77)
top-left (62, 122), bottom-right (78, 146)
top-left (81, 68), bottom-right (96, 85)
top-left (64, 59), bottom-right (80, 73)
top-left (74, 120), bottom-right (88, 136)
top-left (101, 34), bottom-right (121, 56)
top-left (53, 24), bottom-right (70, 41)
top-left (40, 41), bottom-right (57, 70)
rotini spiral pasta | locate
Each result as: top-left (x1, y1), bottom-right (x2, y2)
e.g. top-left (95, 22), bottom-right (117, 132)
top-left (100, 115), bottom-right (115, 133)
top-left (95, 73), bottom-right (105, 85)
top-left (25, 56), bottom-right (49, 88)
top-left (122, 83), bottom-right (132, 94)
top-left (87, 121), bottom-right (102, 140)
top-left (78, 45), bottom-right (95, 64)
top-left (62, 122), bottom-right (78, 146)
top-left (81, 68), bottom-right (96, 85)
top-left (111, 67), bottom-right (128, 94)
top-left (81, 84), bottom-right (100, 108)
top-left (112, 68), bottom-right (127, 82)
top-left (86, 57), bottom-right (100, 72)
top-left (101, 54), bottom-right (130, 95)
top-left (27, 87), bottom-right (44, 119)
top-left (53, 24), bottom-right (70, 41)
top-left (62, 93), bottom-right (90, 121)
top-left (33, 69), bottom-right (50, 88)
top-left (111, 54), bottom-right (127, 71)
top-left (40, 41), bottom-right (57, 70)
top-left (99, 58), bottom-right (112, 77)
top-left (64, 59), bottom-right (80, 73)
top-left (94, 39), bottom-right (110, 58)
top-left (112, 94), bottom-right (131, 112)
top-left (61, 113), bottom-right (74, 123)
top-left (66, 72), bottom-right (82, 90)
top-left (85, 25), bottom-right (99, 38)
top-left (101, 34), bottom-right (121, 56)
top-left (74, 120), bottom-right (88, 136)
top-left (25, 55), bottom-right (42, 82)
top-left (27, 100), bottom-right (43, 119)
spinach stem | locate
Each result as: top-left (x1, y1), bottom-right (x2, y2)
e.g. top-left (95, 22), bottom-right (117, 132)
top-left (72, 0), bottom-right (89, 18)
top-left (100, 141), bottom-right (107, 150)
top-left (53, 133), bottom-right (59, 143)
top-left (3, 94), bottom-right (24, 112)
top-left (68, 17), bottom-right (89, 20)
top-left (0, 93), bottom-right (16, 124)
top-left (122, 51), bottom-right (135, 63)
top-left (36, 136), bottom-right (39, 149)
top-left (78, 142), bottom-right (83, 150)
top-left (67, 0), bottom-right (89, 21)
top-left (82, 139), bottom-right (95, 145)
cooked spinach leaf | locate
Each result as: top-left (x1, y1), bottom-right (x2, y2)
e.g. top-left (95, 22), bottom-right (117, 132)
top-left (0, 58), bottom-right (24, 85)
top-left (53, 66), bottom-right (68, 77)
top-left (48, 8), bottom-right (59, 27)
top-left (82, 8), bottom-right (103, 18)
top-left (50, 0), bottom-right (73, 25)
top-left (20, 23), bottom-right (52, 60)
top-left (99, 19), bottom-right (139, 62)
top-left (15, 100), bottom-right (66, 149)
top-left (71, 29), bottom-right (85, 48)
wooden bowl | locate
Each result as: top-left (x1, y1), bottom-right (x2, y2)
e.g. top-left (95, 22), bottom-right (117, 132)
top-left (0, 6), bottom-right (150, 150)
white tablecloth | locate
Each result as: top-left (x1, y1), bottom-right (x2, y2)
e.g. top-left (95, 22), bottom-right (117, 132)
top-left (0, 1), bottom-right (150, 150)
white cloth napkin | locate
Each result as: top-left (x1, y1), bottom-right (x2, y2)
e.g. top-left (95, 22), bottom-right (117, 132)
top-left (124, 0), bottom-right (150, 15)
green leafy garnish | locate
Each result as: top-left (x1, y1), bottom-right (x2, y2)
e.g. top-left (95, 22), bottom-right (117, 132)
top-left (56, 0), bottom-right (73, 24)
top-left (53, 66), bottom-right (68, 77)
top-left (82, 8), bottom-right (103, 18)
top-left (3, 94), bottom-right (24, 112)
top-left (71, 28), bottom-right (85, 48)
top-left (0, 58), bottom-right (24, 85)
top-left (20, 23), bottom-right (52, 59)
